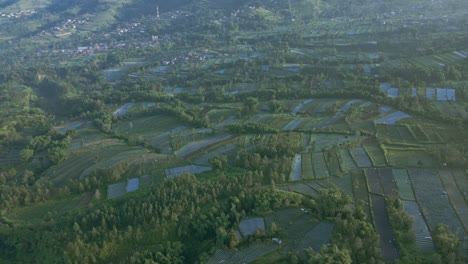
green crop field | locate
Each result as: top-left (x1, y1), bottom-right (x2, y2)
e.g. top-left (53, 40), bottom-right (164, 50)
top-left (392, 169), bottom-right (416, 201)
top-left (363, 145), bottom-right (387, 167)
top-left (312, 152), bottom-right (329, 179)
top-left (301, 152), bottom-right (315, 180)
top-left (352, 170), bottom-right (371, 219)
top-left (408, 169), bottom-right (464, 237)
top-left (438, 170), bottom-right (468, 232)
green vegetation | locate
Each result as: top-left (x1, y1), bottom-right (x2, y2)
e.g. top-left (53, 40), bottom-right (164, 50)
top-left (0, 0), bottom-right (467, 263)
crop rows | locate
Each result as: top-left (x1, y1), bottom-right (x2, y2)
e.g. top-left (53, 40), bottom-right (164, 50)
top-left (349, 147), bottom-right (372, 168)
top-left (312, 152), bottom-right (329, 179)
top-left (402, 201), bottom-right (435, 252)
top-left (438, 170), bottom-right (468, 232)
top-left (408, 169), bottom-right (464, 238)
top-left (363, 145), bottom-right (387, 167)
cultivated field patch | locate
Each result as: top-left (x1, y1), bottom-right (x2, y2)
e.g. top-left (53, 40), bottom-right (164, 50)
top-left (349, 147), bottom-right (372, 168)
top-left (392, 169), bottom-right (415, 201)
top-left (370, 194), bottom-right (400, 261)
top-left (290, 154), bottom-right (302, 181)
top-left (438, 170), bottom-right (468, 232)
top-left (165, 165), bottom-right (212, 178)
top-left (408, 169), bottom-right (464, 238)
top-left (402, 201), bottom-right (435, 253)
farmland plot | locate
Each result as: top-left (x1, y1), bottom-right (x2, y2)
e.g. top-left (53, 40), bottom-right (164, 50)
top-left (301, 153), bottom-right (315, 180)
top-left (378, 169), bottom-right (398, 197)
top-left (438, 170), bottom-right (468, 232)
top-left (337, 149), bottom-right (358, 171)
top-left (350, 147), bottom-right (372, 168)
top-left (107, 182), bottom-right (126, 199)
top-left (323, 150), bottom-right (341, 176)
top-left (193, 144), bottom-right (236, 165)
top-left (402, 201), bottom-right (435, 252)
top-left (283, 118), bottom-right (304, 130)
top-left (408, 169), bottom-right (464, 238)
top-left (408, 125), bottom-right (430, 142)
top-left (112, 103), bottom-right (135, 117)
top-left (366, 168), bottom-right (384, 195)
top-left (297, 222), bottom-right (335, 251)
top-left (329, 174), bottom-right (354, 197)
top-left (339, 99), bottom-right (362, 113)
top-left (375, 111), bottom-right (411, 125)
top-left (165, 165), bottom-right (212, 178)
top-left (370, 194), bottom-right (400, 261)
top-left (392, 169), bottom-right (415, 201)
top-left (363, 145), bottom-right (387, 167)
top-left (290, 154), bottom-right (302, 181)
top-left (127, 178), bottom-right (139, 192)
top-left (279, 183), bottom-right (318, 197)
top-left (312, 152), bottom-right (330, 179)
top-left (291, 99), bottom-right (314, 115)
top-left (386, 150), bottom-right (434, 168)
top-left (176, 134), bottom-right (232, 157)
top-left (396, 125), bottom-right (416, 142)
top-left (451, 170), bottom-right (468, 201)
top-left (352, 170), bottom-right (371, 219)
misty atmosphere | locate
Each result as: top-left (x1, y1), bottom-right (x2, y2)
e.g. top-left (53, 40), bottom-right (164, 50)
top-left (0, 0), bottom-right (467, 263)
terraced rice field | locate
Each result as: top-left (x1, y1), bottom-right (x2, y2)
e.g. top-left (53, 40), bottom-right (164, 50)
top-left (350, 147), bottom-right (372, 168)
top-left (279, 183), bottom-right (318, 197)
top-left (291, 99), bottom-right (314, 115)
top-left (370, 194), bottom-right (400, 261)
top-left (301, 153), bottom-right (315, 180)
top-left (408, 169), bottom-right (464, 238)
top-left (117, 114), bottom-right (181, 132)
top-left (402, 201), bottom-right (435, 252)
top-left (192, 143), bottom-right (237, 165)
top-left (366, 168), bottom-right (384, 195)
top-left (323, 150), bottom-right (341, 176)
top-left (329, 174), bottom-right (353, 197)
top-left (451, 170), bottom-right (468, 201)
top-left (45, 144), bottom-right (149, 185)
top-left (312, 152), bottom-right (330, 179)
top-left (176, 134), bottom-right (232, 157)
top-left (392, 169), bottom-right (415, 201)
top-left (165, 165), bottom-right (212, 178)
top-left (290, 154), bottom-right (302, 181)
top-left (386, 149), bottom-right (434, 167)
top-left (337, 149), bottom-right (358, 171)
top-left (283, 118), bottom-right (305, 130)
top-left (438, 170), bottom-right (468, 232)
top-left (352, 170), bottom-right (371, 219)
top-left (374, 111), bottom-right (411, 125)
top-left (363, 145), bottom-right (387, 167)
top-left (378, 169), bottom-right (398, 197)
